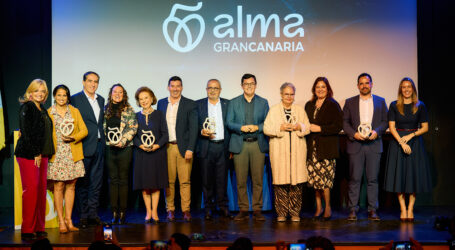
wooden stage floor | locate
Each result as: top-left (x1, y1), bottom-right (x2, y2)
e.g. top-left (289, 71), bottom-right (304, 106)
top-left (0, 207), bottom-right (454, 249)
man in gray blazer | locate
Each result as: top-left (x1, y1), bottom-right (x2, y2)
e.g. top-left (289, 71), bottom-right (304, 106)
top-left (343, 73), bottom-right (388, 221)
top-left (227, 73), bottom-right (269, 221)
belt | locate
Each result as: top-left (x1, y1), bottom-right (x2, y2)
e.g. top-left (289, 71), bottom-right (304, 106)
top-left (210, 140), bottom-right (224, 144)
top-left (168, 141), bottom-right (177, 145)
top-left (243, 137), bottom-right (258, 142)
top-left (396, 128), bottom-right (418, 132)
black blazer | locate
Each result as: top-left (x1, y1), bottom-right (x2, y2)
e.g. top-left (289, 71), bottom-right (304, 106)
top-left (305, 97), bottom-right (343, 161)
top-left (157, 96), bottom-right (198, 158)
top-left (195, 97), bottom-right (230, 158)
top-left (15, 101), bottom-right (52, 159)
top-left (342, 95), bottom-right (388, 154)
top-left (70, 91), bottom-right (105, 157)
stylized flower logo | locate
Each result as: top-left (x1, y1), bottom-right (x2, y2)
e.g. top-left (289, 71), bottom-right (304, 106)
top-left (162, 2), bottom-right (205, 53)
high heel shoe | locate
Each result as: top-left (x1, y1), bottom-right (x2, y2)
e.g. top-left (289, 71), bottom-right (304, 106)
top-left (406, 210), bottom-right (414, 222)
top-left (65, 218), bottom-right (79, 232)
top-left (312, 210), bottom-right (324, 221)
top-left (119, 212), bottom-right (127, 225)
top-left (59, 220), bottom-right (68, 234)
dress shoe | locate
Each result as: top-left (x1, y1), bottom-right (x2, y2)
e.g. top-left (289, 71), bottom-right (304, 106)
top-left (234, 211), bottom-right (249, 221)
top-left (368, 210), bottom-right (380, 221)
top-left (59, 219), bottom-right (68, 234)
top-left (253, 210), bottom-right (265, 221)
top-left (111, 212), bottom-right (119, 224)
top-left (167, 210), bottom-right (175, 222)
top-left (291, 216), bottom-right (301, 222)
top-left (407, 210), bottom-right (414, 222)
top-left (347, 211), bottom-right (357, 221)
top-left (277, 216), bottom-right (286, 222)
top-left (79, 218), bottom-right (89, 229)
top-left (204, 211), bottom-right (213, 220)
top-left (183, 211), bottom-right (192, 222)
top-left (89, 217), bottom-right (103, 226)
top-left (118, 212), bottom-right (126, 225)
top-left (65, 218), bottom-right (79, 232)
top-left (151, 218), bottom-right (160, 224)
top-left (36, 231), bottom-right (48, 237)
top-left (219, 208), bottom-right (233, 219)
top-left (21, 233), bottom-right (35, 240)
top-left (321, 216), bottom-right (332, 221)
top-left (312, 210), bottom-right (324, 221)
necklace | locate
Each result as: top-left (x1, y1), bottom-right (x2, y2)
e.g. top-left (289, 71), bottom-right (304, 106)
top-left (142, 107), bottom-right (153, 125)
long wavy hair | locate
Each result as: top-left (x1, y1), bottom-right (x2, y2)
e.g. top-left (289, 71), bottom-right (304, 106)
top-left (396, 77), bottom-right (419, 115)
top-left (105, 83), bottom-right (130, 119)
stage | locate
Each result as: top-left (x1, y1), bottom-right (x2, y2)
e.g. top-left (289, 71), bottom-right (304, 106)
top-left (0, 207), bottom-right (453, 249)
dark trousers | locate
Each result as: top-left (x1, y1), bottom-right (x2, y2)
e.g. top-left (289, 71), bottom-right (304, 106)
top-left (200, 142), bottom-right (228, 211)
top-left (348, 144), bottom-right (381, 212)
top-left (17, 157), bottom-right (48, 233)
top-left (77, 141), bottom-right (104, 219)
top-left (106, 146), bottom-right (132, 213)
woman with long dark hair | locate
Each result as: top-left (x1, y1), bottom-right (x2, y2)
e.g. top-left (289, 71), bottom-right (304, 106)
top-left (47, 84), bottom-right (88, 233)
top-left (104, 83), bottom-right (137, 224)
top-left (304, 77), bottom-right (343, 221)
top-left (384, 77), bottom-right (431, 222)
top-left (15, 79), bottom-right (54, 239)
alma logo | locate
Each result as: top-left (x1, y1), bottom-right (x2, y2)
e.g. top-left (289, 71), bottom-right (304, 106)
top-left (163, 2), bottom-right (305, 53)
top-left (162, 2), bottom-right (205, 53)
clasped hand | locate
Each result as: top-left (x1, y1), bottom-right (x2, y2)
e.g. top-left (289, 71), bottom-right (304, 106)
top-left (241, 125), bottom-right (258, 133)
top-left (280, 123), bottom-right (301, 132)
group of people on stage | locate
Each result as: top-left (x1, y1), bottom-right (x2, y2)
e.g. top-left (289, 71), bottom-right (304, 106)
top-left (14, 71), bottom-right (431, 239)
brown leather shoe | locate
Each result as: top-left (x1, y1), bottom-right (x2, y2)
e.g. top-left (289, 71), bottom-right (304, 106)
top-left (368, 210), bottom-right (380, 221)
top-left (234, 211), bottom-right (249, 221)
top-left (183, 211), bottom-right (192, 222)
top-left (167, 210), bottom-right (175, 222)
top-left (347, 210), bottom-right (357, 221)
top-left (253, 210), bottom-right (265, 221)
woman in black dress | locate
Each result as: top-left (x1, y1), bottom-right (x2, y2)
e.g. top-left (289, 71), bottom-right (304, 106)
top-left (384, 77), bottom-right (431, 222)
top-left (133, 87), bottom-right (169, 223)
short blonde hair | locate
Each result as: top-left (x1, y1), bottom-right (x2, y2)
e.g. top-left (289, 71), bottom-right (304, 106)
top-left (19, 79), bottom-right (49, 103)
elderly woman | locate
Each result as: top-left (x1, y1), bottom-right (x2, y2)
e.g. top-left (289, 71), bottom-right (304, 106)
top-left (104, 83), bottom-right (138, 224)
top-left (305, 77), bottom-right (343, 221)
top-left (264, 82), bottom-right (310, 222)
top-left (48, 84), bottom-right (87, 233)
top-left (133, 87), bottom-right (169, 223)
top-left (15, 79), bottom-right (54, 239)
top-left (384, 77), bottom-right (431, 222)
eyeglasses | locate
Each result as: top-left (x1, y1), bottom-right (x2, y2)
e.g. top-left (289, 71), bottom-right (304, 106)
top-left (206, 87), bottom-right (220, 91)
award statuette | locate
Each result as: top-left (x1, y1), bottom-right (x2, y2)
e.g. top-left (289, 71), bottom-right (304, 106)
top-left (203, 117), bottom-right (216, 134)
top-left (285, 113), bottom-right (297, 125)
top-left (107, 127), bottom-right (122, 144)
top-left (60, 118), bottom-right (74, 136)
top-left (357, 123), bottom-right (372, 138)
top-left (141, 130), bottom-right (155, 148)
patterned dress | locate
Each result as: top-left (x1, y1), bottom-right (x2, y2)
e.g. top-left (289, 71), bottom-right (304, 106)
top-left (47, 106), bottom-right (85, 181)
top-left (307, 107), bottom-right (336, 189)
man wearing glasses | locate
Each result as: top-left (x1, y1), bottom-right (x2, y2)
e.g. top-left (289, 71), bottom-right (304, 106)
top-left (196, 79), bottom-right (232, 220)
top-left (227, 73), bottom-right (269, 221)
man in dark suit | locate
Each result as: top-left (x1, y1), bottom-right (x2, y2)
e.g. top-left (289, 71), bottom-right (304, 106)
top-left (70, 71), bottom-right (105, 228)
top-left (157, 76), bottom-right (198, 222)
top-left (196, 79), bottom-right (232, 220)
top-left (226, 73), bottom-right (269, 221)
top-left (343, 73), bottom-right (388, 221)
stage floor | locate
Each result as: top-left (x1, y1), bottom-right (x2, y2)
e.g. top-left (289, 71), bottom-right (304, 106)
top-left (0, 207), bottom-right (453, 248)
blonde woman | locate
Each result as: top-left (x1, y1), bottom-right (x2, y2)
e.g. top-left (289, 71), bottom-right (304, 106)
top-left (15, 79), bottom-right (54, 240)
top-left (47, 84), bottom-right (88, 233)
top-left (384, 77), bottom-right (431, 222)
